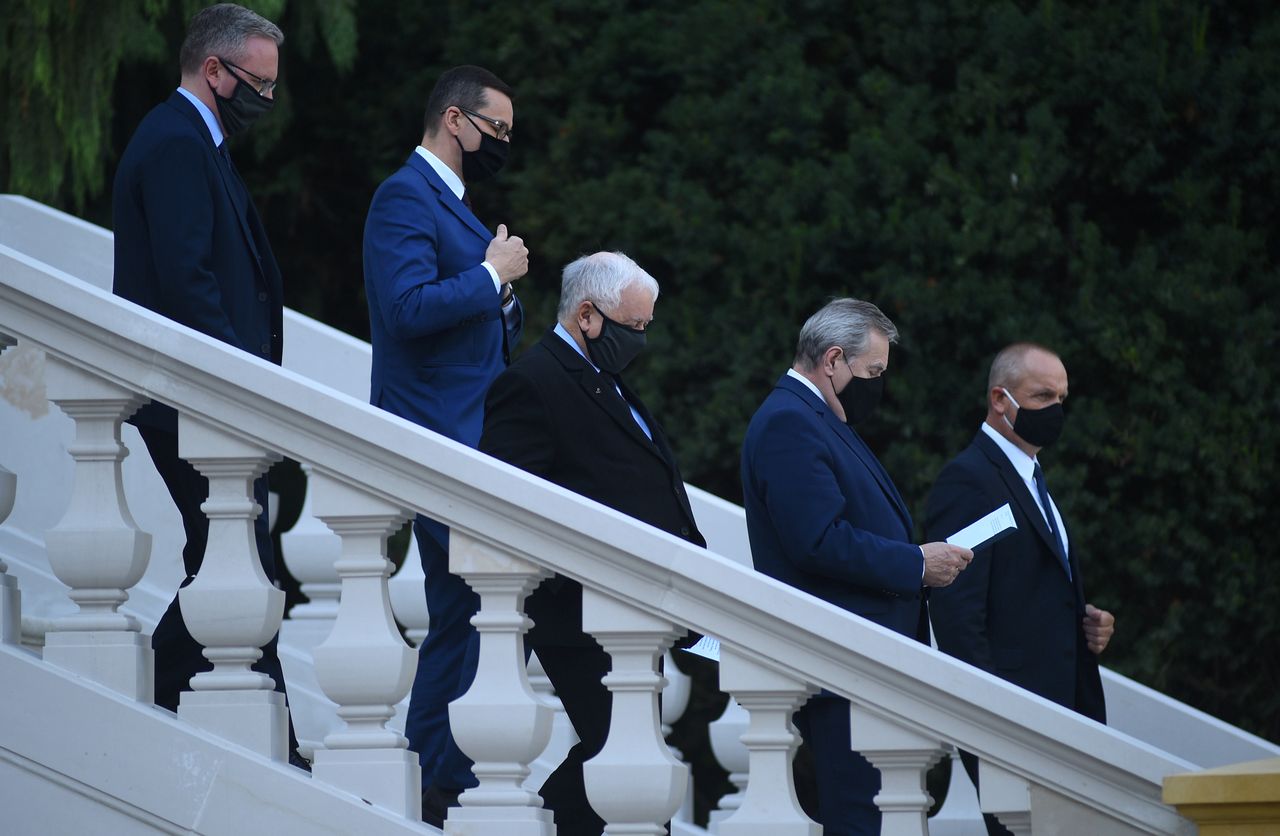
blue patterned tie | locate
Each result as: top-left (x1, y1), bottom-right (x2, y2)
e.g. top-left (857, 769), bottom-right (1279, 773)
top-left (1033, 462), bottom-right (1070, 578)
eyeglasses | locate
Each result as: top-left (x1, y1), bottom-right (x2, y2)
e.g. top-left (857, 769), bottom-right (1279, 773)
top-left (219, 57), bottom-right (277, 96)
top-left (456, 107), bottom-right (513, 141)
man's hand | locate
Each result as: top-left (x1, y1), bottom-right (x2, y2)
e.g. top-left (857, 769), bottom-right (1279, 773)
top-left (921, 542), bottom-right (973, 588)
top-left (1083, 604), bottom-right (1115, 654)
top-left (486, 223), bottom-right (529, 285)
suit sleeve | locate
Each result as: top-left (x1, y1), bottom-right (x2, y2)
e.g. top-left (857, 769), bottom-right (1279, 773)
top-left (480, 365), bottom-right (554, 477)
top-left (364, 177), bottom-right (498, 340)
top-left (138, 135), bottom-right (242, 349)
top-left (746, 407), bottom-right (922, 596)
top-left (924, 461), bottom-right (997, 672)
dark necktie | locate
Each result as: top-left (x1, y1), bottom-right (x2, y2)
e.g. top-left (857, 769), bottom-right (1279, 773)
top-left (1033, 462), bottom-right (1070, 577)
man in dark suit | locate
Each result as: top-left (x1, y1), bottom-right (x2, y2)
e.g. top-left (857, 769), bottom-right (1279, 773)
top-left (111, 3), bottom-right (300, 762)
top-left (479, 251), bottom-right (705, 836)
top-left (741, 298), bottom-right (972, 836)
top-left (924, 342), bottom-right (1115, 835)
top-left (362, 65), bottom-right (528, 818)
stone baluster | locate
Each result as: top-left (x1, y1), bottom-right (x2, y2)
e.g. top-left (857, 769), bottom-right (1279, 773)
top-left (446, 529), bottom-right (554, 835)
top-left (708, 696), bottom-right (750, 832)
top-left (717, 646), bottom-right (818, 836)
top-left (307, 471), bottom-right (419, 817)
top-left (0, 459), bottom-right (19, 645)
top-left (41, 356), bottom-right (152, 700)
top-left (662, 649), bottom-right (696, 826)
top-left (979, 761), bottom-right (1033, 835)
top-left (848, 706), bottom-right (945, 836)
top-left (175, 414), bottom-right (287, 759)
top-left (582, 588), bottom-right (688, 835)
top-left (387, 525), bottom-right (430, 647)
top-left (277, 462), bottom-right (343, 752)
top-left (526, 649), bottom-right (577, 792)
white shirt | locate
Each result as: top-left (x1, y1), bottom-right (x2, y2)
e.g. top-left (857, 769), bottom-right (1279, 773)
top-left (176, 87), bottom-right (223, 147)
top-left (412, 146), bottom-right (505, 298)
top-left (980, 422), bottom-right (1069, 557)
top-left (554, 322), bottom-right (652, 441)
top-left (786, 368), bottom-right (926, 578)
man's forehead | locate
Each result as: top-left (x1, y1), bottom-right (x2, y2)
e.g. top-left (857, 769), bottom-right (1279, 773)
top-left (482, 88), bottom-right (514, 120)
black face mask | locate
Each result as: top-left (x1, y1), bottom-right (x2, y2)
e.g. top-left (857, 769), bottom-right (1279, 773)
top-left (210, 67), bottom-right (274, 138)
top-left (838, 370), bottom-right (884, 425)
top-left (456, 114), bottom-right (509, 183)
top-left (1002, 388), bottom-right (1065, 448)
top-left (585, 303), bottom-right (646, 374)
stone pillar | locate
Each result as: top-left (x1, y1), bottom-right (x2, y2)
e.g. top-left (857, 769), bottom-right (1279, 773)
top-left (0, 459), bottom-right (19, 645)
top-left (718, 647), bottom-right (818, 836)
top-left (445, 529), bottom-right (554, 836)
top-left (980, 762), bottom-right (1032, 836)
top-left (387, 525), bottom-right (431, 648)
top-left (707, 696), bottom-right (750, 833)
top-left (848, 707), bottom-right (945, 836)
top-left (175, 414), bottom-right (287, 761)
top-left (41, 357), bottom-right (152, 700)
top-left (582, 588), bottom-right (688, 836)
top-left (308, 471), bottom-right (420, 817)
top-left (662, 649), bottom-right (696, 826)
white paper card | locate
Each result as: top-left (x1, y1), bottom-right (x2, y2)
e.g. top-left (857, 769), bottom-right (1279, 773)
top-left (946, 503), bottom-right (1017, 551)
top-left (682, 634), bottom-right (721, 662)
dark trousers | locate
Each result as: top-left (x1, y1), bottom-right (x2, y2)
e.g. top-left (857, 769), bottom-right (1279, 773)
top-left (138, 425), bottom-right (297, 755)
top-left (533, 641), bottom-right (612, 836)
top-left (404, 516), bottom-right (481, 790)
top-left (794, 694), bottom-right (882, 836)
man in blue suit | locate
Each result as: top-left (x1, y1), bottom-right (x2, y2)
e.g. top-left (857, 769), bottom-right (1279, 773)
top-left (362, 64), bottom-right (528, 824)
top-left (925, 342), bottom-right (1115, 835)
top-left (741, 298), bottom-right (972, 835)
top-left (112, 4), bottom-right (303, 764)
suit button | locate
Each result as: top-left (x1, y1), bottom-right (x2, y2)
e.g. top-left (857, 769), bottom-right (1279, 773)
top-left (258, 291), bottom-right (268, 302)
top-left (680, 526), bottom-right (690, 536)
top-left (261, 344), bottom-right (270, 355)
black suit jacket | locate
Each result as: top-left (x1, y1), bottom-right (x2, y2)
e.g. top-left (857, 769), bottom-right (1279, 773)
top-left (480, 329), bottom-right (705, 647)
top-left (112, 91), bottom-right (283, 432)
top-left (924, 430), bottom-right (1106, 722)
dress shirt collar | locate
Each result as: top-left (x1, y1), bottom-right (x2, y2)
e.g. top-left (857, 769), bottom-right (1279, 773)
top-left (981, 421), bottom-right (1038, 482)
top-left (414, 146), bottom-right (465, 200)
top-left (176, 86), bottom-right (224, 148)
top-left (554, 322), bottom-right (597, 371)
top-left (785, 368), bottom-right (825, 404)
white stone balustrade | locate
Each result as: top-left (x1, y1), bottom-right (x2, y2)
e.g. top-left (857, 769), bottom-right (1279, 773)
top-left (717, 647), bottom-right (818, 836)
top-left (446, 529), bottom-right (554, 836)
top-left (582, 588), bottom-right (688, 835)
top-left (661, 650), bottom-right (696, 827)
top-left (980, 762), bottom-right (1032, 835)
top-left (388, 525), bottom-right (431, 647)
top-left (308, 471), bottom-right (420, 817)
top-left (848, 706), bottom-right (945, 836)
top-left (0, 332), bottom-right (18, 646)
top-left (175, 414), bottom-right (287, 760)
top-left (40, 356), bottom-right (153, 700)
top-left (708, 695), bottom-right (750, 833)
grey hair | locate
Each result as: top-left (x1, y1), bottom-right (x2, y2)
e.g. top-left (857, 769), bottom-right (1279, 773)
top-left (793, 298), bottom-right (899, 370)
top-left (557, 252), bottom-right (660, 322)
top-left (179, 3), bottom-right (284, 76)
top-left (987, 342), bottom-right (1058, 391)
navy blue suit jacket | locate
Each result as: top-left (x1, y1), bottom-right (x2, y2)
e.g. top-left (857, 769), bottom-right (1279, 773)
top-left (924, 430), bottom-right (1106, 722)
top-left (112, 91), bottom-right (283, 431)
top-left (363, 152), bottom-right (522, 447)
top-left (742, 375), bottom-right (925, 639)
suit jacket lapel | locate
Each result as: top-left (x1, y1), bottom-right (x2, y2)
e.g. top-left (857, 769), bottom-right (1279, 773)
top-left (973, 431), bottom-right (1068, 574)
top-left (777, 376), bottom-right (913, 532)
top-left (405, 153), bottom-right (493, 244)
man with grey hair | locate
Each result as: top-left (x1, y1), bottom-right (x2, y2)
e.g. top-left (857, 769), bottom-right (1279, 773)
top-left (925, 342), bottom-right (1114, 836)
top-left (741, 298), bottom-right (972, 835)
top-left (111, 3), bottom-right (303, 765)
top-left (479, 251), bottom-right (704, 835)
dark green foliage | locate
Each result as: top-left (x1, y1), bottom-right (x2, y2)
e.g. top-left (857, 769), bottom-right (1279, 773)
top-left (6, 0), bottom-right (1277, 765)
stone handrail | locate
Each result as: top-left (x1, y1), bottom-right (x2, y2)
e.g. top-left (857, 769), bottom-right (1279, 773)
top-left (0, 243), bottom-right (1195, 834)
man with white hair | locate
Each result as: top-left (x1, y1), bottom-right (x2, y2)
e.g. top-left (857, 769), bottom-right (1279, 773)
top-left (480, 251), bottom-right (705, 835)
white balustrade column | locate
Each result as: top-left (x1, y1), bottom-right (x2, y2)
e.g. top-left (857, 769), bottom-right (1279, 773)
top-left (979, 761), bottom-right (1032, 836)
top-left (446, 529), bottom-right (554, 836)
top-left (388, 525), bottom-right (431, 647)
top-left (279, 463), bottom-right (342, 627)
top-left (848, 707), bottom-right (945, 836)
top-left (718, 647), bottom-right (818, 836)
top-left (707, 696), bottom-right (750, 832)
top-left (0, 459), bottom-right (19, 645)
top-left (582, 589), bottom-right (688, 835)
top-left (662, 650), bottom-right (695, 827)
top-left (308, 472), bottom-right (419, 817)
top-left (41, 357), bottom-right (153, 700)
top-left (176, 414), bottom-right (287, 760)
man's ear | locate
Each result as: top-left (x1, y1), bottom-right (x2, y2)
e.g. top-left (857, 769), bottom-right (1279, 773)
top-left (822, 345), bottom-right (844, 376)
top-left (202, 55), bottom-right (221, 86)
top-left (576, 300), bottom-right (595, 333)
